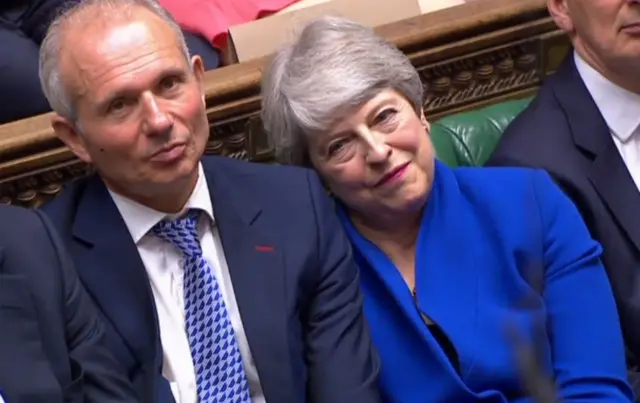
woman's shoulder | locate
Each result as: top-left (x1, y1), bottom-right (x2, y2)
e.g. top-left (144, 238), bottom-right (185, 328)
top-left (448, 165), bottom-right (559, 204)
top-left (437, 163), bottom-right (570, 231)
top-left (453, 164), bottom-right (543, 185)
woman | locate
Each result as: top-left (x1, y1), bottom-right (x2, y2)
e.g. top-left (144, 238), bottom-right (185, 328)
top-left (260, 16), bottom-right (634, 403)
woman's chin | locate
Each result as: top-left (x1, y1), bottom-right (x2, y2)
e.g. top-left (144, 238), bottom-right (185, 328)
top-left (372, 193), bottom-right (427, 218)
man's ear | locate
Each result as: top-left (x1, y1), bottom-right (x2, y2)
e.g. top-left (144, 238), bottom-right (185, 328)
top-left (547, 0), bottom-right (574, 32)
top-left (51, 115), bottom-right (93, 163)
top-left (190, 55), bottom-right (206, 105)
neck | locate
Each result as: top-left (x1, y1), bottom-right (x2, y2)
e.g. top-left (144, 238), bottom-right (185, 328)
top-left (104, 169), bottom-right (199, 214)
top-left (350, 208), bottom-right (422, 290)
top-left (350, 208), bottom-right (422, 257)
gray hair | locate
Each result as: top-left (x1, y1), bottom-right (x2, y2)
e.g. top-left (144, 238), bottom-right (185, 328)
top-left (39, 0), bottom-right (190, 121)
top-left (260, 15), bottom-right (424, 165)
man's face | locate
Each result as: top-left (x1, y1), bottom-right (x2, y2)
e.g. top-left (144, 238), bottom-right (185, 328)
top-left (54, 8), bottom-right (209, 209)
top-left (549, 0), bottom-right (640, 92)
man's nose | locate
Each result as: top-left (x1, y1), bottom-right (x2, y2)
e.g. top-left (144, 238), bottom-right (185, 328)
top-left (141, 93), bottom-right (173, 136)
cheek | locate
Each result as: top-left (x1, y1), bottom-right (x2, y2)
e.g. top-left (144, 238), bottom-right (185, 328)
top-left (579, 7), bottom-right (618, 43)
top-left (84, 127), bottom-right (137, 157)
top-left (181, 94), bottom-right (207, 128)
top-left (320, 162), bottom-right (367, 195)
top-left (417, 136), bottom-right (434, 164)
top-left (394, 124), bottom-right (432, 163)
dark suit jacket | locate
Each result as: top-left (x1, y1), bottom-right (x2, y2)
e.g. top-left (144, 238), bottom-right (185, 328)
top-left (0, 205), bottom-right (138, 403)
top-left (41, 155), bottom-right (382, 403)
top-left (487, 54), bottom-right (640, 365)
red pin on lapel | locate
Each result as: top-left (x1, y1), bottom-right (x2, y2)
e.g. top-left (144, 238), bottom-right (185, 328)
top-left (254, 245), bottom-right (275, 252)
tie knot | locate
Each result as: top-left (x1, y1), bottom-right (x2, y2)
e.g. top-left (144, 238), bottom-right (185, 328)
top-left (152, 209), bottom-right (202, 258)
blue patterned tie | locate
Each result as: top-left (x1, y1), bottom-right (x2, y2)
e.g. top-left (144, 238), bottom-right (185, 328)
top-left (152, 210), bottom-right (251, 403)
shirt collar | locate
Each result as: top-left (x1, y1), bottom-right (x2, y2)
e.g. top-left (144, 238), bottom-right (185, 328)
top-left (573, 50), bottom-right (640, 143)
top-left (109, 163), bottom-right (215, 244)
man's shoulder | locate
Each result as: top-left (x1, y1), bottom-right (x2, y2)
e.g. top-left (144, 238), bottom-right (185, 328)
top-left (0, 206), bottom-right (57, 265)
top-left (490, 81), bottom-right (581, 169)
top-left (0, 205), bottom-right (43, 237)
top-left (203, 155), bottom-right (312, 179)
top-left (202, 155), bottom-right (317, 195)
top-left (201, 156), bottom-right (327, 219)
top-left (40, 176), bottom-right (93, 230)
top-left (503, 83), bottom-right (570, 141)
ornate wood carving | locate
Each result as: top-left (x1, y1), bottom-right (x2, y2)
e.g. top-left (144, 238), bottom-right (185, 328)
top-left (0, 0), bottom-right (570, 208)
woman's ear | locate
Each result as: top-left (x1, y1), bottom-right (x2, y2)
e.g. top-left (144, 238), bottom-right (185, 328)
top-left (420, 111), bottom-right (431, 132)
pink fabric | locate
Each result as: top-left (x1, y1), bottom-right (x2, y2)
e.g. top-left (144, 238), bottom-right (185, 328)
top-left (159, 0), bottom-right (300, 50)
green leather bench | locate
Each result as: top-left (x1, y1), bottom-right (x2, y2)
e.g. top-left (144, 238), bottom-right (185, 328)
top-left (430, 98), bottom-right (532, 167)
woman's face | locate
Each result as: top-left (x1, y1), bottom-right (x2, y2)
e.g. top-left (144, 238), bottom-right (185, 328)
top-left (308, 89), bottom-right (435, 219)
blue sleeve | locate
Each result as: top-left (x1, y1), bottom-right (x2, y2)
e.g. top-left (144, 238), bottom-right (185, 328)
top-left (534, 170), bottom-right (634, 401)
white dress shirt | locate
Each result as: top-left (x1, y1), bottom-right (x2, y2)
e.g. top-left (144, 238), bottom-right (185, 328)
top-left (574, 51), bottom-right (640, 191)
top-left (109, 164), bottom-right (265, 403)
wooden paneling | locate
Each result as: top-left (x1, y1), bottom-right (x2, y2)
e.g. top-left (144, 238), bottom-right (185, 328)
top-left (0, 0), bottom-right (569, 207)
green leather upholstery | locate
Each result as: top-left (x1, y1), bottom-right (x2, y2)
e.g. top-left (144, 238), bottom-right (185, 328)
top-left (430, 98), bottom-right (532, 167)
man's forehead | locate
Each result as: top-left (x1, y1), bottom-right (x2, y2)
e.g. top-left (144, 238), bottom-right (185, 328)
top-left (59, 10), bottom-right (185, 85)
top-left (60, 14), bottom-right (189, 106)
top-left (69, 7), bottom-right (179, 49)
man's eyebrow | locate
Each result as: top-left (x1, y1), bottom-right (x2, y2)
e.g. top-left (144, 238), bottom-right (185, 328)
top-left (96, 66), bottom-right (188, 108)
top-left (156, 66), bottom-right (187, 79)
top-left (97, 88), bottom-right (137, 110)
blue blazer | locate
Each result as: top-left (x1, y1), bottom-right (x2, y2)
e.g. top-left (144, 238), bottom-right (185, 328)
top-left (339, 160), bottom-right (633, 402)
top-left (41, 155), bottom-right (382, 403)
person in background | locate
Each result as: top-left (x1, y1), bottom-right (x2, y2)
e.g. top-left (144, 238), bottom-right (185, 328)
top-left (0, 204), bottom-right (138, 403)
top-left (486, 0), bottom-right (640, 388)
top-left (158, 0), bottom-right (299, 57)
top-left (38, 1), bottom-right (382, 402)
top-left (0, 0), bottom-right (219, 125)
top-left (260, 15), bottom-right (634, 402)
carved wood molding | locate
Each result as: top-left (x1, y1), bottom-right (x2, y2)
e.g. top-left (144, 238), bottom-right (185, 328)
top-left (0, 0), bottom-right (570, 208)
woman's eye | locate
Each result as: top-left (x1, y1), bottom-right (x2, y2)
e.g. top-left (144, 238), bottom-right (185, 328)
top-left (374, 109), bottom-right (397, 125)
top-left (328, 139), bottom-right (348, 156)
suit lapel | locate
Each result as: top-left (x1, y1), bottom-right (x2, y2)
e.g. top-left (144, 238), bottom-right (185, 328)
top-left (590, 149), bottom-right (640, 252)
top-left (71, 177), bottom-right (159, 365)
top-left (203, 158), bottom-right (294, 403)
top-left (554, 56), bottom-right (640, 253)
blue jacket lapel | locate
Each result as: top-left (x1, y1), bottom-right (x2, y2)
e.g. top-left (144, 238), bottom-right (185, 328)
top-left (414, 162), bottom-right (479, 374)
top-left (71, 177), bottom-right (159, 369)
top-left (202, 157), bottom-right (294, 402)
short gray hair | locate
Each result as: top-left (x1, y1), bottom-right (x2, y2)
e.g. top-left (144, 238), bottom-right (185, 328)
top-left (39, 0), bottom-right (190, 121)
top-left (260, 16), bottom-right (423, 165)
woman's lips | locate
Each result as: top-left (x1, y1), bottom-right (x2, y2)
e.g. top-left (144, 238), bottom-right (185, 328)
top-left (375, 162), bottom-right (410, 188)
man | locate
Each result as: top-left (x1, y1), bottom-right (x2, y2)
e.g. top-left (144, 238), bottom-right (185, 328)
top-left (38, 0), bottom-right (381, 402)
top-left (0, 205), bottom-right (138, 402)
top-left (487, 0), bottom-right (640, 370)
